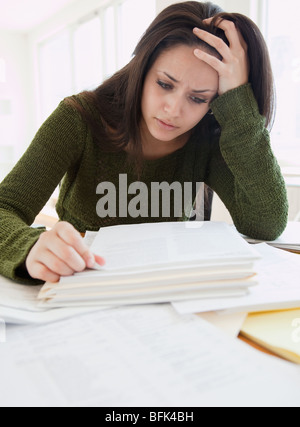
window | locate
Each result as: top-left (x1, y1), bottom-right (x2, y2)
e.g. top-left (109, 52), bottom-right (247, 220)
top-left (117, 0), bottom-right (157, 69)
top-left (265, 0), bottom-right (300, 167)
top-left (38, 30), bottom-right (73, 121)
top-left (73, 15), bottom-right (103, 93)
top-left (103, 6), bottom-right (117, 79)
top-left (37, 0), bottom-right (156, 123)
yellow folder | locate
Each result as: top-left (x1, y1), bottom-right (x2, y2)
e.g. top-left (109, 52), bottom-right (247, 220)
top-left (241, 308), bottom-right (300, 364)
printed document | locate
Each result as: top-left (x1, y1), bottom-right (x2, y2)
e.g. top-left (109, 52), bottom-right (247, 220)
top-left (1, 305), bottom-right (299, 407)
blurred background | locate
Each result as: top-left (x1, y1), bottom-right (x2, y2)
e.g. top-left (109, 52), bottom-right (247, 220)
top-left (0, 0), bottom-right (299, 222)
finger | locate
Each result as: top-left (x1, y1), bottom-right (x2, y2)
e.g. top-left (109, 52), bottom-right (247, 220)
top-left (29, 262), bottom-right (60, 283)
top-left (55, 222), bottom-right (94, 268)
top-left (47, 238), bottom-right (87, 272)
top-left (40, 250), bottom-right (76, 276)
top-left (202, 17), bottom-right (213, 24)
top-left (194, 48), bottom-right (225, 74)
top-left (216, 20), bottom-right (247, 52)
top-left (193, 28), bottom-right (231, 60)
top-left (203, 18), bottom-right (247, 51)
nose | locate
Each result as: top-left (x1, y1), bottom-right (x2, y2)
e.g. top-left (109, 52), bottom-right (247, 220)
top-left (164, 94), bottom-right (183, 118)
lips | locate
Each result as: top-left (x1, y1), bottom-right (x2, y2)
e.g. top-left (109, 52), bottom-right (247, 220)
top-left (156, 118), bottom-right (178, 130)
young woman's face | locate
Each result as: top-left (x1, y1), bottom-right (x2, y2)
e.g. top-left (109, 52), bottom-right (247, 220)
top-left (141, 44), bottom-right (219, 145)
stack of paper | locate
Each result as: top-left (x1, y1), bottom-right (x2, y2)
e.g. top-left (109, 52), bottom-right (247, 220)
top-left (38, 222), bottom-right (260, 308)
top-left (244, 222), bottom-right (300, 253)
top-left (173, 243), bottom-right (300, 315)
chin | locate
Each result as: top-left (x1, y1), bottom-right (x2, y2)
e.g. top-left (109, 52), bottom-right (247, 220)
top-left (149, 128), bottom-right (182, 143)
top-left (154, 136), bottom-right (179, 144)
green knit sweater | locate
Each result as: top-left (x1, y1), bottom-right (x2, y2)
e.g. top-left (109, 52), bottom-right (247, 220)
top-left (0, 84), bottom-right (288, 285)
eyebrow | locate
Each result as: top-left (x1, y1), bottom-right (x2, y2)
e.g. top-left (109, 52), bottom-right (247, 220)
top-left (163, 72), bottom-right (215, 94)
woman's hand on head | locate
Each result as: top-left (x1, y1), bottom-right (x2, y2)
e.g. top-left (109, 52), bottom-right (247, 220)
top-left (193, 18), bottom-right (250, 96)
top-left (26, 221), bottom-right (105, 283)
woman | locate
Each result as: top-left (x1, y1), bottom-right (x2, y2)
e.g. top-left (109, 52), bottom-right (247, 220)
top-left (0, 1), bottom-right (288, 285)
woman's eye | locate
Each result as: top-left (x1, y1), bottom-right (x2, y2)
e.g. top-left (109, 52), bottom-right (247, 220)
top-left (190, 96), bottom-right (208, 105)
top-left (156, 80), bottom-right (208, 105)
top-left (157, 80), bottom-right (172, 90)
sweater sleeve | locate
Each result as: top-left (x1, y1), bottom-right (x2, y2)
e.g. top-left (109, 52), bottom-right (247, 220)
top-left (207, 84), bottom-right (288, 241)
top-left (0, 100), bottom-right (86, 284)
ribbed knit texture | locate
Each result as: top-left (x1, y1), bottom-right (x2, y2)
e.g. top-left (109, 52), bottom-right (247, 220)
top-left (0, 84), bottom-right (288, 285)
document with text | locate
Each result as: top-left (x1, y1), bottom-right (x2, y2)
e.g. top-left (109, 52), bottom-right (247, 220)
top-left (1, 305), bottom-right (300, 407)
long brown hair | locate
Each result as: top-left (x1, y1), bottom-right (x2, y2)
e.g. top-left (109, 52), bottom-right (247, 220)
top-left (66, 1), bottom-right (275, 174)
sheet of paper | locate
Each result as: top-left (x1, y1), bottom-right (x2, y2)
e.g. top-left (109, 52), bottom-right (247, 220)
top-left (172, 243), bottom-right (300, 315)
top-left (0, 305), bottom-right (110, 325)
top-left (38, 286), bottom-right (248, 308)
top-left (0, 275), bottom-right (43, 312)
top-left (83, 231), bottom-right (98, 248)
top-left (1, 304), bottom-right (300, 407)
top-left (0, 274), bottom-right (108, 325)
top-left (198, 311), bottom-right (248, 338)
top-left (57, 262), bottom-right (256, 286)
top-left (90, 221), bottom-right (260, 271)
